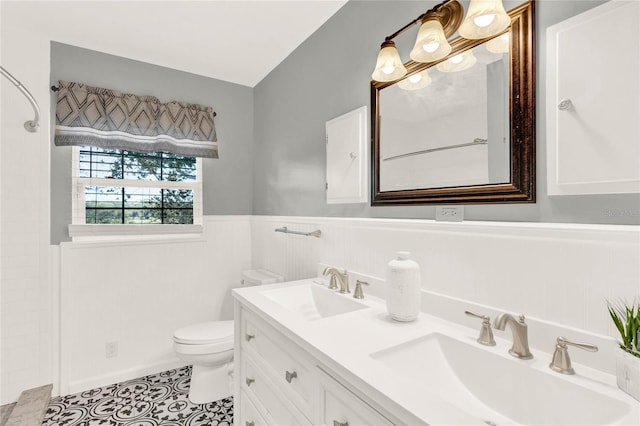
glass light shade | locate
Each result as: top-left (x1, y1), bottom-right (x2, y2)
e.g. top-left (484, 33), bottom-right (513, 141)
top-left (398, 69), bottom-right (432, 91)
top-left (436, 50), bottom-right (477, 73)
top-left (486, 33), bottom-right (510, 53)
top-left (409, 17), bottom-right (452, 63)
top-left (458, 0), bottom-right (511, 40)
top-left (372, 41), bottom-right (407, 82)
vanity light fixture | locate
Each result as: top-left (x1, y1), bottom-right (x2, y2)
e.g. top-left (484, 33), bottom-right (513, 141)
top-left (459, 0), bottom-right (511, 39)
top-left (371, 40), bottom-right (408, 82)
top-left (486, 32), bottom-right (510, 53)
top-left (371, 0), bottom-right (511, 83)
top-left (409, 16), bottom-right (452, 63)
top-left (436, 50), bottom-right (477, 72)
top-left (398, 69), bottom-right (432, 90)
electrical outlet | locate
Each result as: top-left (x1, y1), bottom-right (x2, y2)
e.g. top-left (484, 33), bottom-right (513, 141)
top-left (436, 206), bottom-right (464, 222)
top-left (105, 341), bottom-right (118, 358)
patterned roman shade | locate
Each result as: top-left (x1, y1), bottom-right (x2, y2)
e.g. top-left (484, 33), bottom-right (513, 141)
top-left (54, 80), bottom-right (218, 158)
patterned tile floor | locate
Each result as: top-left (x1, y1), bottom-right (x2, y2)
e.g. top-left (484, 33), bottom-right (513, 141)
top-left (43, 366), bottom-right (233, 426)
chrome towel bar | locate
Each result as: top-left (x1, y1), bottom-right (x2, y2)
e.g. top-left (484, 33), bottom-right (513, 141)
top-left (275, 226), bottom-right (321, 238)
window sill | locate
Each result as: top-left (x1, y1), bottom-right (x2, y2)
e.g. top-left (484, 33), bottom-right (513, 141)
top-left (68, 224), bottom-right (204, 242)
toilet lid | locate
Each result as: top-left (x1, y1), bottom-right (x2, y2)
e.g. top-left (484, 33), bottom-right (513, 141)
top-left (173, 321), bottom-right (234, 345)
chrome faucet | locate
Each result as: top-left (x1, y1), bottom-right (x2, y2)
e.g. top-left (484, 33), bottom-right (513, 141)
top-left (494, 313), bottom-right (533, 359)
top-left (322, 267), bottom-right (349, 294)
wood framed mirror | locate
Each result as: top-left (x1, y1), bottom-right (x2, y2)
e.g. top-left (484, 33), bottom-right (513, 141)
top-left (371, 1), bottom-right (535, 205)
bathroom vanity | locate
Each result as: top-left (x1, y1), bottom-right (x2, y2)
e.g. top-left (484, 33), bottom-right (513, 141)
top-left (232, 279), bottom-right (639, 425)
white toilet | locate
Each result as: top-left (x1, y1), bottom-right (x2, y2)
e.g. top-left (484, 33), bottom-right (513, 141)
top-left (173, 269), bottom-right (283, 404)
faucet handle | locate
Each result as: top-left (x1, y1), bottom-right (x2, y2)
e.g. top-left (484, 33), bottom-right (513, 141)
top-left (549, 336), bottom-right (598, 375)
top-left (465, 311), bottom-right (496, 346)
top-left (353, 280), bottom-right (369, 299)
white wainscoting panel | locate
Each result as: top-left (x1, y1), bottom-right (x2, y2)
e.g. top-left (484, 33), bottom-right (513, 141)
top-left (58, 216), bottom-right (251, 394)
top-left (251, 216), bottom-right (639, 374)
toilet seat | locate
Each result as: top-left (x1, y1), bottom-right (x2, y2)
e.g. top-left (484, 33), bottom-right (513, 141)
top-left (173, 321), bottom-right (234, 353)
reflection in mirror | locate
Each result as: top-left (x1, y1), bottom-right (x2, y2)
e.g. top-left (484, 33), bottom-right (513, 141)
top-left (371, 1), bottom-right (535, 205)
top-left (379, 36), bottom-right (510, 192)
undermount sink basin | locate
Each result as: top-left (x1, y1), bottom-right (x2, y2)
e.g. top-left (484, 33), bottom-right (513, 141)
top-left (261, 283), bottom-right (368, 321)
top-left (371, 333), bottom-right (632, 426)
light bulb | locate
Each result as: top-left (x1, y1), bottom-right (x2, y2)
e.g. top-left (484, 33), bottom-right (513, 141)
top-left (450, 54), bottom-right (464, 64)
top-left (423, 42), bottom-right (440, 53)
top-left (436, 50), bottom-right (477, 72)
top-left (372, 40), bottom-right (407, 82)
top-left (397, 69), bottom-right (432, 91)
top-left (382, 65), bottom-right (396, 75)
top-left (410, 17), bottom-right (452, 63)
top-left (473, 14), bottom-right (496, 28)
top-left (459, 0), bottom-right (510, 39)
top-left (486, 32), bottom-right (509, 53)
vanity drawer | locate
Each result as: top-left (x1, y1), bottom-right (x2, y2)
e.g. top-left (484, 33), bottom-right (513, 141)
top-left (239, 390), bottom-right (268, 426)
top-left (241, 311), bottom-right (314, 417)
top-left (319, 369), bottom-right (395, 426)
top-left (242, 354), bottom-right (311, 426)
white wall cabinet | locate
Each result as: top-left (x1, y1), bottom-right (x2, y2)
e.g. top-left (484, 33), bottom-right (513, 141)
top-left (546, 0), bottom-right (640, 195)
top-left (234, 305), bottom-right (396, 426)
top-left (325, 106), bottom-right (368, 204)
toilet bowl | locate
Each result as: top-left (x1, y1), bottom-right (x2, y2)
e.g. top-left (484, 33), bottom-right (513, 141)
top-left (174, 320), bottom-right (234, 404)
top-left (174, 269), bottom-right (284, 404)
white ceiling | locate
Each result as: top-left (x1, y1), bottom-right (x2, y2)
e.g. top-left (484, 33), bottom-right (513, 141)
top-left (4, 0), bottom-right (348, 87)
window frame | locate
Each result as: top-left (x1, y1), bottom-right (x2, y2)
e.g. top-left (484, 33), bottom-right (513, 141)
top-left (70, 146), bottom-right (203, 238)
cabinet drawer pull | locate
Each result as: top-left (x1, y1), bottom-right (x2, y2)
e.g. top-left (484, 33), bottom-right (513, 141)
top-left (246, 422), bottom-right (255, 426)
top-left (245, 377), bottom-right (255, 387)
top-left (285, 370), bottom-right (298, 383)
top-left (245, 333), bottom-right (255, 342)
top-left (333, 421), bottom-right (349, 426)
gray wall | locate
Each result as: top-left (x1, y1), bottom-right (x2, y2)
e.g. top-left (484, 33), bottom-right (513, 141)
top-left (50, 42), bottom-right (254, 243)
top-left (253, 0), bottom-right (640, 225)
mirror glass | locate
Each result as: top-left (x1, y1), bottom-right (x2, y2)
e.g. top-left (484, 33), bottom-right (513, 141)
top-left (371, 1), bottom-right (535, 205)
top-left (379, 39), bottom-right (510, 191)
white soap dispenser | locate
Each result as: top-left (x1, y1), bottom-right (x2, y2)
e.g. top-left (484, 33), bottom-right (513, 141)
top-left (386, 251), bottom-right (421, 321)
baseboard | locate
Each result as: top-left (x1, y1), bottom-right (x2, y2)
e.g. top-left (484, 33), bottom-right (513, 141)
top-left (64, 358), bottom-right (187, 396)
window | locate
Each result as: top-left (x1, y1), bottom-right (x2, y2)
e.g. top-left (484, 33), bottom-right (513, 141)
top-left (72, 146), bottom-right (202, 227)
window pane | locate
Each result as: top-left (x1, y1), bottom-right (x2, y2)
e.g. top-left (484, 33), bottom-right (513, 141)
top-left (85, 186), bottom-right (122, 208)
top-left (163, 189), bottom-right (193, 208)
top-left (79, 147), bottom-right (196, 182)
top-left (86, 209), bottom-right (122, 224)
top-left (124, 187), bottom-right (162, 209)
top-left (163, 209), bottom-right (193, 224)
top-left (124, 153), bottom-right (161, 181)
top-left (83, 186), bottom-right (193, 224)
top-left (125, 209), bottom-right (162, 224)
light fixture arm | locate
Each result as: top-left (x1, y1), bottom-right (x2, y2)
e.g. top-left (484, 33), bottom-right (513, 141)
top-left (383, 0), bottom-right (462, 42)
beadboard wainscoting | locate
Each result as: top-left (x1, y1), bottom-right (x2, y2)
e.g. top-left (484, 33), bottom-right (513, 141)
top-left (251, 216), bottom-right (640, 374)
top-left (57, 216), bottom-right (252, 396)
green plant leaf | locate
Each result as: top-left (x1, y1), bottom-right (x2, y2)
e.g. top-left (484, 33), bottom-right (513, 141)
top-left (608, 300), bottom-right (640, 351)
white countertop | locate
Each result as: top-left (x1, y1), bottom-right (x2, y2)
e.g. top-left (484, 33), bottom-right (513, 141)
top-left (233, 279), bottom-right (639, 426)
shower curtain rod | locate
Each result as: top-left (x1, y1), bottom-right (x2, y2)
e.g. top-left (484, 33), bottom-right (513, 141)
top-left (1, 66), bottom-right (40, 132)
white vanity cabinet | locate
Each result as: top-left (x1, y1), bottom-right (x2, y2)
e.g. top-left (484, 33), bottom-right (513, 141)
top-left (234, 304), bottom-right (396, 426)
top-left (317, 368), bottom-right (395, 426)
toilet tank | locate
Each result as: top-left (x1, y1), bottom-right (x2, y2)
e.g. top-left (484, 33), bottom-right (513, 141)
top-left (240, 269), bottom-right (284, 287)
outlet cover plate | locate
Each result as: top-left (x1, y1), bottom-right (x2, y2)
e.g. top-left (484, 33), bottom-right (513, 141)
top-left (436, 206), bottom-right (464, 222)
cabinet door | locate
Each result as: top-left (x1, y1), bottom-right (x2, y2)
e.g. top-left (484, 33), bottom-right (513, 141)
top-left (326, 106), bottom-right (368, 204)
top-left (239, 390), bottom-right (269, 426)
top-left (242, 310), bottom-right (315, 418)
top-left (242, 355), bottom-right (311, 426)
top-left (546, 0), bottom-right (640, 195)
top-left (318, 369), bottom-right (395, 426)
